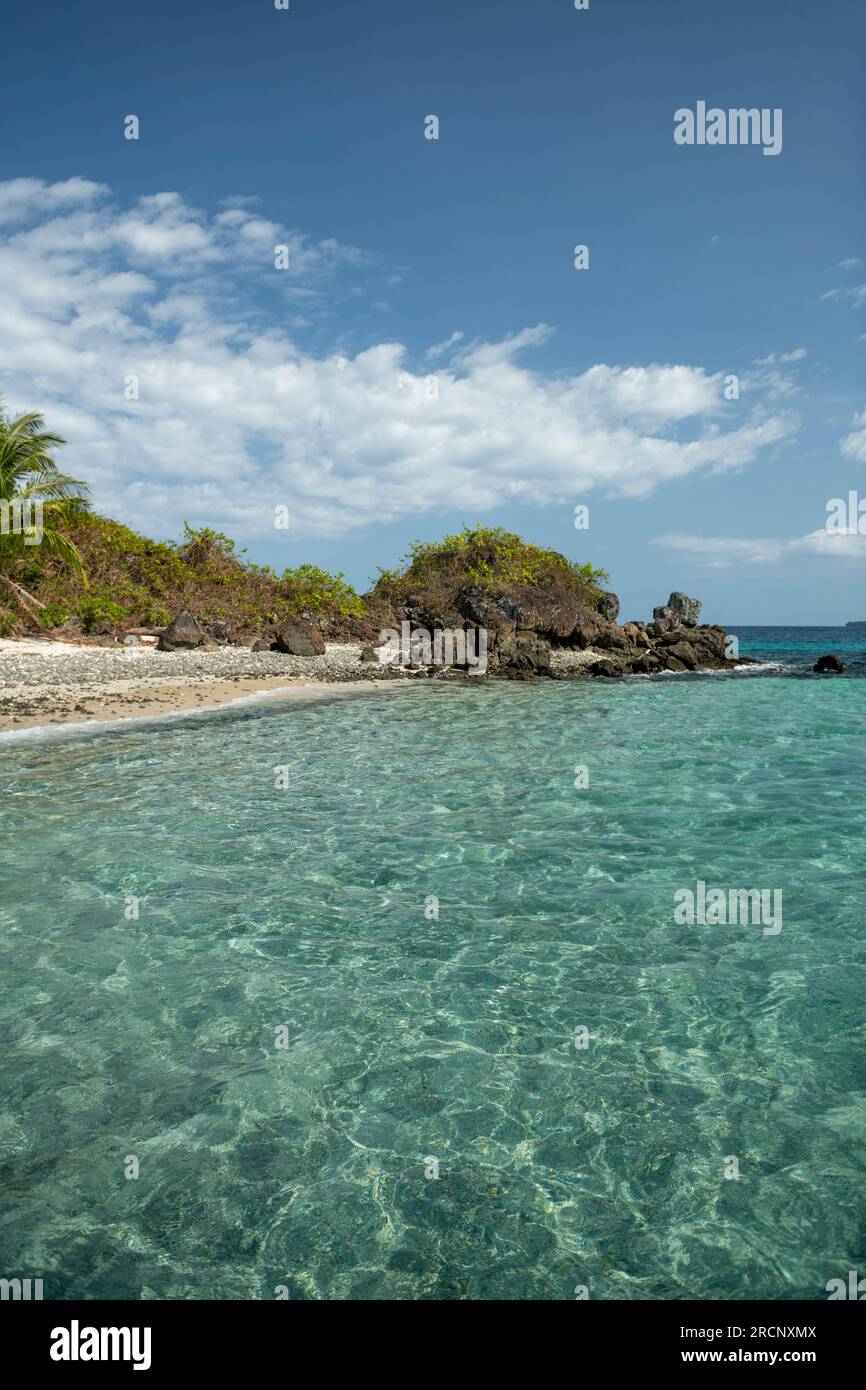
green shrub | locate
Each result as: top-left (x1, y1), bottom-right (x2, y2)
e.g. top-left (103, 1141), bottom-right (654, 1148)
top-left (39, 601), bottom-right (69, 629)
top-left (377, 525), bottom-right (609, 597)
top-left (281, 564), bottom-right (363, 618)
top-left (142, 600), bottom-right (170, 627)
top-left (78, 596), bottom-right (126, 631)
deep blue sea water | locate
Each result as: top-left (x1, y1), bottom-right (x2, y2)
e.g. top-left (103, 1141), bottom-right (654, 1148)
top-left (0, 628), bottom-right (864, 1300)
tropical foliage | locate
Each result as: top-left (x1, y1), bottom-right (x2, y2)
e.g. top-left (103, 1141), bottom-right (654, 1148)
top-left (0, 400), bottom-right (91, 629)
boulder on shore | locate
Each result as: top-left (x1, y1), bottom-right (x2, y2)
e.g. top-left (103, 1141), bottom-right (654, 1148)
top-left (271, 620), bottom-right (326, 656)
top-left (158, 610), bottom-right (205, 651)
top-left (813, 654), bottom-right (845, 673)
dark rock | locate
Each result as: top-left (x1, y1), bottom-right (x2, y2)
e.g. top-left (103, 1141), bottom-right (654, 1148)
top-left (664, 656), bottom-right (688, 672)
top-left (595, 625), bottom-right (632, 652)
top-left (490, 631), bottom-right (551, 676)
top-left (360, 644), bottom-right (378, 663)
top-left (251, 638), bottom-right (273, 652)
top-left (665, 641), bottom-right (699, 670)
top-left (209, 619), bottom-right (230, 641)
top-left (630, 653), bottom-right (662, 674)
top-left (569, 604), bottom-right (605, 649)
top-left (596, 591), bottom-right (620, 623)
top-left (499, 583), bottom-right (584, 640)
top-left (587, 658), bottom-right (624, 678)
top-left (669, 591), bottom-right (702, 624)
top-left (158, 610), bottom-right (205, 651)
top-left (457, 587), bottom-right (520, 633)
top-left (654, 591), bottom-right (702, 627)
top-left (813, 654), bottom-right (845, 673)
top-left (271, 620), bottom-right (326, 657)
top-left (693, 626), bottom-right (728, 658)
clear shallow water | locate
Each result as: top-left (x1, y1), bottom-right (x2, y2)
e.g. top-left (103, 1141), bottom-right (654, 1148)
top-left (731, 624), bottom-right (866, 674)
top-left (1, 643), bottom-right (865, 1301)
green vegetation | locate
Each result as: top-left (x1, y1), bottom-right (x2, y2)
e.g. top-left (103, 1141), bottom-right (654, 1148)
top-left (5, 510), bottom-right (366, 637)
top-left (371, 524), bottom-right (609, 610)
top-left (0, 399), bottom-right (91, 629)
top-left (280, 564), bottom-right (364, 619)
top-left (0, 406), bottom-right (615, 641)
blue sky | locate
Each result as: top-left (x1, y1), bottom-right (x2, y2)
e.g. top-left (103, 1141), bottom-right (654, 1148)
top-left (1, 0), bottom-right (864, 622)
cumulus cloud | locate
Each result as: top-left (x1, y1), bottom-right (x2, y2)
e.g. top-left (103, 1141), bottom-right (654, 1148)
top-left (0, 178), bottom-right (798, 541)
top-left (0, 176), bottom-right (109, 226)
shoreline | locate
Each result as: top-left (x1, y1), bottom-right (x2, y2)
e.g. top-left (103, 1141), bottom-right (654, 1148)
top-left (0, 638), bottom-right (605, 734)
top-left (0, 642), bottom-right (402, 734)
top-left (0, 675), bottom-right (408, 739)
top-left (0, 676), bottom-right (409, 738)
top-left (0, 637), bottom-right (815, 736)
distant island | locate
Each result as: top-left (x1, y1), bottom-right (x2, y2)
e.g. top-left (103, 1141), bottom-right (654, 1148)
top-left (846, 621), bottom-right (866, 628)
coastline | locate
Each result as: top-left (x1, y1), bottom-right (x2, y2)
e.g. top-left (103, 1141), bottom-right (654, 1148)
top-left (0, 642), bottom-right (405, 734)
top-left (0, 675), bottom-right (410, 736)
top-left (0, 638), bottom-right (621, 734)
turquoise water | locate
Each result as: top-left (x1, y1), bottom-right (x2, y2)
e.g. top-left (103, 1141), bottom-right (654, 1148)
top-left (732, 624), bottom-right (866, 673)
top-left (1, 653), bottom-right (865, 1300)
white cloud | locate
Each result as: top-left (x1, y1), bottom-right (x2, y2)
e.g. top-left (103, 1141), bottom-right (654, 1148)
top-left (0, 177), bottom-right (798, 541)
top-left (795, 528), bottom-right (866, 558)
top-left (0, 176), bottom-right (109, 226)
top-left (652, 534), bottom-right (789, 567)
top-left (426, 330), bottom-right (464, 360)
top-left (654, 528), bottom-right (866, 568)
top-left (752, 347), bottom-right (807, 365)
top-left (841, 409), bottom-right (866, 463)
top-left (822, 284), bottom-right (866, 307)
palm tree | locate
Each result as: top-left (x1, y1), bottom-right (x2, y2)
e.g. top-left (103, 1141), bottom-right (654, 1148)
top-left (0, 399), bottom-right (91, 626)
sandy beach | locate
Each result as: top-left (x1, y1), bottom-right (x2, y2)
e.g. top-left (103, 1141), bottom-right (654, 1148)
top-left (0, 639), bottom-right (612, 734)
top-left (0, 641), bottom-right (405, 733)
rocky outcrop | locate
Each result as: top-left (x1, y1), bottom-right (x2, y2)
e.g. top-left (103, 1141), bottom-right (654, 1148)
top-left (488, 630), bottom-right (552, 678)
top-left (158, 610), bottom-right (205, 651)
top-left (357, 582), bottom-right (745, 681)
top-left (653, 591), bottom-right (702, 627)
top-left (596, 591), bottom-right (620, 623)
top-left (814, 654), bottom-right (845, 673)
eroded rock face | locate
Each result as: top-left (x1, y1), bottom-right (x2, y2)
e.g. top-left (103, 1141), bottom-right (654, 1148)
top-left (665, 641), bottom-right (699, 669)
top-left (457, 588), bottom-right (520, 634)
top-left (814, 654), bottom-right (845, 673)
top-left (158, 610), bottom-right (205, 651)
top-left (653, 591), bottom-right (702, 627)
top-left (596, 591), bottom-right (620, 623)
top-left (488, 630), bottom-right (552, 677)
